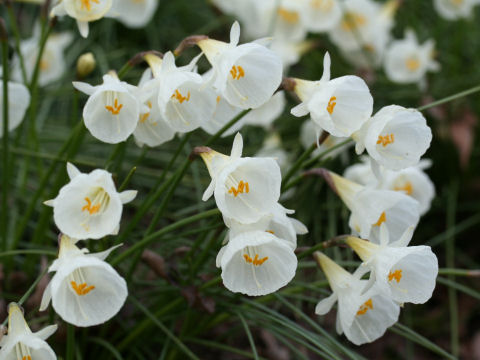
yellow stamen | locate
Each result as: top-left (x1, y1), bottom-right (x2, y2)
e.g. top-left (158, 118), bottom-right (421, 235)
top-left (373, 212), bottom-right (386, 227)
top-left (71, 281), bottom-right (95, 295)
top-left (216, 95), bottom-right (221, 103)
top-left (82, 197), bottom-right (101, 215)
top-left (266, 230), bottom-right (275, 234)
top-left (327, 96), bottom-right (337, 115)
top-left (388, 269), bottom-right (402, 283)
top-left (230, 65), bottom-right (245, 80)
top-left (277, 8), bottom-right (300, 24)
top-left (356, 298), bottom-right (373, 316)
top-left (376, 134), bottom-right (395, 147)
top-left (171, 89), bottom-right (191, 103)
top-left (22, 357), bottom-right (32, 360)
top-left (394, 182), bottom-right (413, 195)
top-left (139, 101), bottom-right (152, 123)
top-left (243, 253), bottom-right (269, 266)
top-left (341, 12), bottom-right (366, 32)
top-left (80, 0), bottom-right (99, 11)
top-left (228, 180), bottom-right (250, 197)
top-left (105, 98), bottom-right (123, 115)
top-left (310, 0), bottom-right (333, 11)
top-left (405, 57), bottom-right (420, 71)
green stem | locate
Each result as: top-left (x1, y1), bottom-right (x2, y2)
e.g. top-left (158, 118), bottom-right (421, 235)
top-left (417, 83), bottom-right (480, 111)
top-left (281, 143), bottom-right (316, 191)
top-left (118, 166), bottom-right (137, 192)
top-left (66, 324), bottom-right (75, 360)
top-left (1, 26), bottom-right (9, 251)
top-left (238, 312), bottom-right (259, 360)
top-left (0, 249), bottom-right (56, 258)
top-left (6, 5), bottom-right (28, 84)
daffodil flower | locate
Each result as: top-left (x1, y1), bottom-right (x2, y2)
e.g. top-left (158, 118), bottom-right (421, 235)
top-left (314, 252), bottom-right (400, 345)
top-left (44, 163), bottom-right (137, 240)
top-left (216, 230), bottom-right (297, 296)
top-left (73, 73), bottom-right (143, 144)
top-left (51, 0), bottom-right (113, 37)
top-left (273, 0), bottom-right (307, 42)
top-left (302, 0), bottom-right (342, 33)
top-left (108, 0), bottom-right (158, 28)
top-left (347, 224), bottom-right (439, 304)
top-left (243, 91), bottom-right (286, 129)
top-left (40, 234), bottom-right (128, 327)
top-left (290, 52), bottom-right (373, 139)
top-left (197, 21), bottom-right (283, 109)
top-left (0, 81), bottom-right (30, 138)
top-left (199, 133), bottom-right (282, 224)
top-left (0, 303), bottom-right (57, 359)
top-left (353, 105), bottom-right (432, 171)
top-left (324, 170), bottom-right (420, 244)
top-left (384, 30), bottom-right (440, 86)
top-left (434, 0), bottom-right (478, 21)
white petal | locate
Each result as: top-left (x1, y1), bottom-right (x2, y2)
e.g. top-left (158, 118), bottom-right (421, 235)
top-left (66, 162), bottom-right (81, 180)
top-left (72, 81), bottom-right (96, 95)
top-left (230, 21), bottom-right (241, 46)
top-left (34, 324), bottom-right (58, 341)
top-left (320, 52), bottom-right (331, 83)
top-left (88, 243), bottom-right (123, 261)
top-left (315, 293), bottom-right (338, 315)
top-left (77, 20), bottom-right (89, 38)
top-left (40, 281), bottom-right (53, 311)
top-left (230, 132), bottom-right (243, 158)
top-left (119, 190), bottom-right (137, 204)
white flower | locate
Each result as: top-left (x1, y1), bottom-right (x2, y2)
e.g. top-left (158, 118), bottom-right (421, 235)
top-left (269, 38), bottom-right (315, 68)
top-left (51, 0), bottom-right (113, 37)
top-left (11, 31), bottom-right (73, 86)
top-left (199, 133), bottom-right (282, 224)
top-left (314, 252), bottom-right (400, 345)
top-left (324, 170), bottom-right (420, 244)
top-left (291, 52), bottom-right (373, 138)
top-left (44, 163), bottom-right (137, 240)
top-left (133, 69), bottom-right (175, 147)
top-left (273, 0), bottom-right (308, 42)
top-left (197, 21), bottom-right (283, 109)
top-left (73, 73), bottom-right (142, 144)
top-left (0, 303), bottom-right (57, 359)
top-left (40, 235), bottom-right (128, 327)
top-left (384, 30), bottom-right (440, 86)
top-left (353, 105), bottom-right (433, 171)
top-left (300, 120), bottom-right (351, 160)
top-left (347, 225), bottom-right (439, 304)
top-left (301, 0), bottom-right (342, 33)
top-left (434, 0), bottom-right (478, 20)
top-left (108, 0), bottom-right (158, 28)
top-left (243, 91), bottom-right (286, 129)
top-left (255, 133), bottom-right (290, 173)
top-left (0, 81), bottom-right (30, 138)
top-left (216, 230), bottom-right (297, 296)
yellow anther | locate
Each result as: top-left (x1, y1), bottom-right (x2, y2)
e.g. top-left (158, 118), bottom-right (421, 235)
top-left (376, 134), bottom-right (395, 147)
top-left (310, 0), bottom-right (333, 11)
top-left (405, 57), bottom-right (420, 71)
top-left (22, 356), bottom-right (32, 360)
top-left (327, 96), bottom-right (337, 115)
top-left (266, 230), bottom-right (275, 234)
top-left (216, 95), bottom-right (221, 103)
top-left (80, 0), bottom-right (99, 11)
top-left (394, 182), bottom-right (413, 195)
top-left (373, 212), bottom-right (386, 227)
top-left (228, 180), bottom-right (249, 197)
top-left (277, 8), bottom-right (300, 24)
top-left (139, 101), bottom-right (152, 123)
top-left (388, 269), bottom-right (402, 283)
top-left (105, 98), bottom-right (123, 115)
top-left (82, 197), bottom-right (101, 215)
top-left (230, 65), bottom-right (245, 80)
top-left (71, 281), bottom-right (95, 295)
top-left (341, 12), bottom-right (366, 32)
top-left (171, 89), bottom-right (191, 104)
top-left (243, 253), bottom-right (269, 266)
top-left (356, 298), bottom-right (373, 316)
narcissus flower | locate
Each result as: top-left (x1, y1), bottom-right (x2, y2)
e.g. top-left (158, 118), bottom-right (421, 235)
top-left (347, 225), bottom-right (438, 304)
top-left (0, 82), bottom-right (30, 138)
top-left (51, 0), bottom-right (113, 37)
top-left (0, 303), bottom-right (57, 359)
top-left (40, 235), bottom-right (127, 327)
top-left (197, 21), bottom-right (283, 109)
top-left (314, 252), bottom-right (400, 345)
top-left (301, 0), bottom-right (342, 33)
top-left (199, 133), bottom-right (282, 224)
top-left (353, 105), bottom-right (432, 171)
top-left (434, 0), bottom-right (478, 20)
top-left (216, 230), bottom-right (297, 296)
top-left (384, 30), bottom-right (440, 86)
top-left (290, 52), bottom-right (373, 138)
top-left (73, 73), bottom-right (142, 144)
top-left (108, 0), bottom-right (158, 28)
top-left (44, 163), bottom-right (137, 240)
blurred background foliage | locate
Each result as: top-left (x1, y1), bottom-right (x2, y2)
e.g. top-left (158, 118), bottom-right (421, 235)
top-left (1, 0), bottom-right (480, 359)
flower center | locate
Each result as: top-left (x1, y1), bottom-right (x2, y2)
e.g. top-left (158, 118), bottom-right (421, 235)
top-left (105, 98), bottom-right (123, 115)
top-left (388, 269), bottom-right (402, 283)
top-left (22, 357), bottom-right (32, 360)
top-left (171, 89), bottom-right (191, 103)
top-left (376, 134), bottom-right (395, 147)
top-left (81, 187), bottom-right (110, 215)
top-left (394, 182), bottom-right (413, 195)
top-left (327, 96), bottom-right (337, 115)
top-left (356, 298), bottom-right (373, 316)
top-left (310, 0), bottom-right (333, 11)
top-left (373, 212), bottom-right (386, 227)
top-left (230, 65), bottom-right (245, 80)
top-left (71, 281), bottom-right (95, 295)
top-left (228, 180), bottom-right (249, 197)
top-left (341, 12), bottom-right (366, 32)
top-left (405, 57), bottom-right (420, 71)
top-left (243, 253), bottom-right (269, 266)
top-left (277, 8), bottom-right (300, 24)
top-left (80, 0), bottom-right (99, 11)
top-left (140, 101), bottom-right (152, 123)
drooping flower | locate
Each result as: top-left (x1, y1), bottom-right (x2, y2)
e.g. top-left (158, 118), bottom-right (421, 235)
top-left (273, 0), bottom-right (308, 42)
top-left (353, 105), bottom-right (432, 171)
top-left (314, 252), bottom-right (400, 345)
top-left (108, 0), bottom-right (158, 28)
top-left (44, 163), bottom-right (137, 240)
top-left (197, 21), bottom-right (283, 109)
top-left (346, 225), bottom-right (438, 304)
top-left (433, 0), bottom-right (478, 21)
top-left (40, 234), bottom-right (127, 327)
top-left (199, 133), bottom-right (282, 224)
top-left (0, 303), bottom-right (57, 359)
top-left (73, 73), bottom-right (143, 144)
top-left (290, 52), bottom-right (373, 139)
top-left (301, 0), bottom-right (342, 33)
top-left (0, 81), bottom-right (31, 138)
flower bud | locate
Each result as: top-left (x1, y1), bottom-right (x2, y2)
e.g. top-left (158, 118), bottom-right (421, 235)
top-left (76, 52), bottom-right (96, 79)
